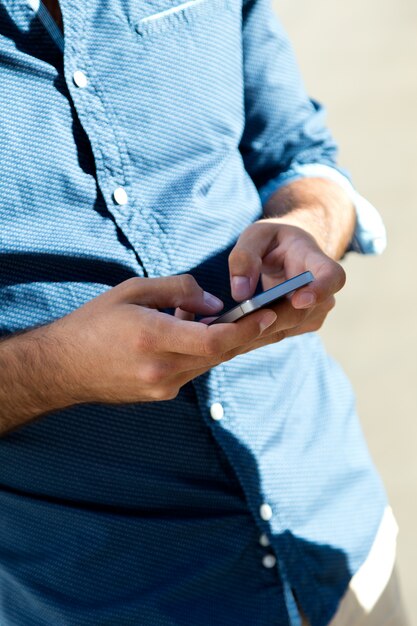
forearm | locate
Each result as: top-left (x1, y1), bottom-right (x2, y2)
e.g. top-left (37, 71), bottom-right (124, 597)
top-left (263, 177), bottom-right (356, 260)
top-left (0, 326), bottom-right (75, 436)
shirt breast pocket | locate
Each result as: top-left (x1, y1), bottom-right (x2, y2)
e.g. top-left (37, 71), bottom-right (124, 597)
top-left (135, 0), bottom-right (234, 38)
top-left (125, 0), bottom-right (244, 180)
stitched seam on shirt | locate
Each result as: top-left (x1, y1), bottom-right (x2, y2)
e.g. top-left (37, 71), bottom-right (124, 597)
top-left (133, 0), bottom-right (232, 38)
top-left (208, 364), bottom-right (283, 530)
top-left (139, 0), bottom-right (208, 24)
top-left (84, 6), bottom-right (174, 274)
top-left (74, 6), bottom-right (173, 276)
top-left (62, 2), bottom-right (160, 276)
top-left (67, 4), bottom-right (115, 182)
top-left (194, 365), bottom-right (285, 591)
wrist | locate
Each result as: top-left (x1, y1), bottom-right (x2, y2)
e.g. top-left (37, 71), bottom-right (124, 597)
top-left (0, 324), bottom-right (80, 434)
top-left (263, 177), bottom-right (356, 260)
top-left (40, 320), bottom-right (90, 407)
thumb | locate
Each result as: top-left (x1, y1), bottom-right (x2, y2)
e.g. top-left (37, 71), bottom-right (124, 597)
top-left (112, 275), bottom-right (223, 314)
top-left (229, 223), bottom-right (274, 301)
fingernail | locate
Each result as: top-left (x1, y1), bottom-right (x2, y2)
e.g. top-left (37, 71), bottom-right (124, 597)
top-left (203, 291), bottom-right (224, 310)
top-left (232, 276), bottom-right (251, 300)
top-left (293, 292), bottom-right (316, 309)
top-left (259, 311), bottom-right (277, 332)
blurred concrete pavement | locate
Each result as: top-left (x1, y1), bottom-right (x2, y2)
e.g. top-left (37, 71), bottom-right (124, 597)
top-left (273, 0), bottom-right (417, 621)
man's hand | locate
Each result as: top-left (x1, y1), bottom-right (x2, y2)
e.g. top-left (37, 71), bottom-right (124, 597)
top-left (227, 220), bottom-right (344, 349)
top-left (226, 177), bottom-right (355, 350)
top-left (0, 275), bottom-right (278, 435)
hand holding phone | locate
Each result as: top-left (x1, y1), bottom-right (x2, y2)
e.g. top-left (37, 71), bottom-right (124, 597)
top-left (208, 271), bottom-right (314, 325)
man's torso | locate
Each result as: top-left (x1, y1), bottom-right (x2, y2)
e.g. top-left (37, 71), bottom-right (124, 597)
top-left (0, 2), bottom-right (387, 624)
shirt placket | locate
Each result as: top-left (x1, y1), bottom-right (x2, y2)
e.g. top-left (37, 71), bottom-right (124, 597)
top-left (192, 364), bottom-right (298, 623)
top-left (58, 0), bottom-right (173, 278)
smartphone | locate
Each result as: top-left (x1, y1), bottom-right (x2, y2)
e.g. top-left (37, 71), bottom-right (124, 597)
top-left (208, 271), bottom-right (314, 325)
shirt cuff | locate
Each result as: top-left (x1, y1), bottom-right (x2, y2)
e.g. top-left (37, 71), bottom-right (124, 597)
top-left (258, 163), bottom-right (387, 255)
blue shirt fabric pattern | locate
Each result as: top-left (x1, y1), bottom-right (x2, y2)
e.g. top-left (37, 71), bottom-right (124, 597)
top-left (0, 1), bottom-right (387, 625)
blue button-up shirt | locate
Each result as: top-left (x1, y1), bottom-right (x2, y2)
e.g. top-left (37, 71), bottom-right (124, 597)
top-left (0, 1), bottom-right (387, 624)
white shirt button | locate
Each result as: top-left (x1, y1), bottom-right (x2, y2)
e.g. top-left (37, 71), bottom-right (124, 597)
top-left (113, 187), bottom-right (129, 206)
top-left (262, 554), bottom-right (277, 569)
top-left (210, 402), bottom-right (224, 421)
top-left (73, 70), bottom-right (88, 88)
top-left (259, 503), bottom-right (273, 521)
top-left (259, 533), bottom-right (270, 547)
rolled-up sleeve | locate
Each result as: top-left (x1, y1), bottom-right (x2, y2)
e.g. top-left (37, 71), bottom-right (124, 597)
top-left (239, 0), bottom-right (386, 255)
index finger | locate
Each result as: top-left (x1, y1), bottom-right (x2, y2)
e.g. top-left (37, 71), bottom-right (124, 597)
top-left (290, 251), bottom-right (346, 309)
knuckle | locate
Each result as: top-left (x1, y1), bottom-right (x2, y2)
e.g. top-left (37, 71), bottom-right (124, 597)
top-left (129, 276), bottom-right (143, 287)
top-left (229, 247), bottom-right (257, 273)
top-left (334, 262), bottom-right (346, 289)
top-left (229, 247), bottom-right (251, 273)
top-left (309, 308), bottom-right (329, 331)
top-left (178, 274), bottom-right (199, 297)
top-left (112, 276), bottom-right (142, 300)
top-left (259, 330), bottom-right (287, 346)
top-left (141, 361), bottom-right (169, 385)
top-left (164, 386), bottom-right (180, 401)
top-left (311, 319), bottom-right (325, 331)
top-left (274, 330), bottom-right (288, 343)
top-left (326, 296), bottom-right (336, 312)
top-left (122, 276), bottom-right (143, 292)
top-left (311, 318), bottom-right (324, 331)
top-left (203, 335), bottom-right (222, 357)
top-left (216, 351), bottom-right (229, 364)
top-left (151, 385), bottom-right (179, 401)
top-left (228, 247), bottom-right (246, 265)
top-left (293, 308), bottom-right (308, 327)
